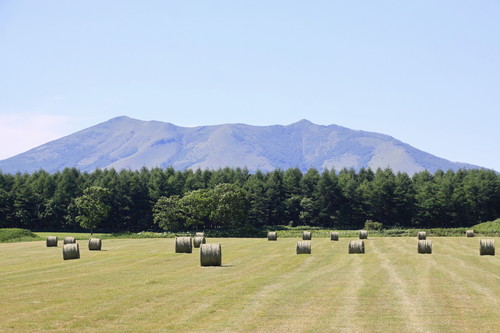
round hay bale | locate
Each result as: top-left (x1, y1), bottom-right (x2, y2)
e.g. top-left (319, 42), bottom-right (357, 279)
top-left (88, 238), bottom-right (102, 251)
top-left (330, 232), bottom-right (339, 241)
top-left (479, 239), bottom-right (495, 256)
top-left (193, 236), bottom-right (206, 248)
top-left (267, 231), bottom-right (278, 241)
top-left (195, 232), bottom-right (205, 237)
top-left (302, 231), bottom-right (312, 240)
top-left (175, 237), bottom-right (193, 253)
top-left (63, 243), bottom-right (80, 260)
top-left (64, 237), bottom-right (76, 244)
top-left (200, 243), bottom-right (222, 266)
top-left (46, 236), bottom-right (58, 247)
top-left (348, 240), bottom-right (365, 254)
top-left (417, 231), bottom-right (427, 240)
top-left (296, 241), bottom-right (311, 254)
top-left (466, 230), bottom-right (474, 238)
top-left (418, 240), bottom-right (432, 254)
top-left (359, 230), bottom-right (368, 239)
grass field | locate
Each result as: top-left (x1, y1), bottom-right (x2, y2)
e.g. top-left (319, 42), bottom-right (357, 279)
top-left (1, 237), bottom-right (498, 332)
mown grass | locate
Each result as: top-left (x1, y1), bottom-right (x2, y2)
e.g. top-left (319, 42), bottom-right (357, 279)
top-left (0, 237), bottom-right (498, 332)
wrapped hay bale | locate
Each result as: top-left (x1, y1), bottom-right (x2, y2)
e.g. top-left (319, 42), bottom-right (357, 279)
top-left (64, 237), bottom-right (76, 244)
top-left (63, 243), bottom-right (80, 260)
top-left (200, 243), bottom-right (222, 266)
top-left (175, 237), bottom-right (193, 253)
top-left (88, 238), bottom-right (102, 250)
top-left (195, 232), bottom-right (205, 237)
top-left (418, 240), bottom-right (432, 254)
top-left (330, 232), bottom-right (339, 241)
top-left (302, 231), bottom-right (312, 240)
top-left (479, 239), bottom-right (495, 256)
top-left (359, 230), bottom-right (368, 239)
top-left (193, 236), bottom-right (206, 248)
top-left (349, 240), bottom-right (365, 254)
top-left (46, 236), bottom-right (58, 247)
top-left (296, 241), bottom-right (311, 254)
top-left (466, 230), bottom-right (474, 238)
top-left (417, 231), bottom-right (427, 240)
top-left (267, 231), bottom-right (278, 241)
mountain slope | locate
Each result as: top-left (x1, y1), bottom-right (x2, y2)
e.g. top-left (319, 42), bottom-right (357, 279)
top-left (0, 116), bottom-right (482, 174)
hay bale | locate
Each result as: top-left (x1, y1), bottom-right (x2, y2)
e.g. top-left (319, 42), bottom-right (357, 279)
top-left (466, 230), bottom-right (474, 238)
top-left (200, 243), bottom-right (222, 266)
top-left (193, 236), bottom-right (206, 248)
top-left (175, 237), bottom-right (193, 253)
top-left (63, 243), bottom-right (80, 260)
top-left (417, 231), bottom-right (427, 240)
top-left (296, 241), bottom-right (311, 254)
top-left (330, 232), bottom-right (339, 241)
top-left (267, 231), bottom-right (278, 241)
top-left (88, 238), bottom-right (102, 250)
top-left (479, 239), bottom-right (495, 256)
top-left (195, 232), bottom-right (205, 237)
top-left (348, 240), bottom-right (365, 254)
top-left (418, 240), bottom-right (432, 254)
top-left (359, 230), bottom-right (368, 239)
top-left (302, 231), bottom-right (312, 240)
top-left (64, 237), bottom-right (76, 244)
top-left (46, 236), bottom-right (58, 247)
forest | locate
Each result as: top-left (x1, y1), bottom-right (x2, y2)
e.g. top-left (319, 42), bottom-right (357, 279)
top-left (0, 166), bottom-right (499, 233)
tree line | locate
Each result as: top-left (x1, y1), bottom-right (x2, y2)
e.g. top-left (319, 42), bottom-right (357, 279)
top-left (0, 166), bottom-right (499, 232)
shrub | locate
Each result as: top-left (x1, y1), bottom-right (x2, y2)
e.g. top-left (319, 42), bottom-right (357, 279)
top-left (0, 228), bottom-right (41, 243)
top-left (472, 219), bottom-right (500, 236)
top-left (364, 220), bottom-right (383, 231)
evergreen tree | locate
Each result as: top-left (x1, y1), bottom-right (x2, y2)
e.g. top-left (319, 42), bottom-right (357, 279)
top-left (245, 171), bottom-right (269, 228)
top-left (316, 169), bottom-right (340, 227)
top-left (265, 170), bottom-right (286, 226)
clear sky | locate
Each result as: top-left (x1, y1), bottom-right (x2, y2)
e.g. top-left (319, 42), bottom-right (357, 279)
top-left (1, 1), bottom-right (499, 171)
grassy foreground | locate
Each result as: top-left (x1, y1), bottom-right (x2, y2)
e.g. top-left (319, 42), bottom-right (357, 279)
top-left (0, 237), bottom-right (498, 332)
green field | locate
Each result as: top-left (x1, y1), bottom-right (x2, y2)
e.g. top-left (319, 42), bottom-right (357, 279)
top-left (1, 237), bottom-right (498, 332)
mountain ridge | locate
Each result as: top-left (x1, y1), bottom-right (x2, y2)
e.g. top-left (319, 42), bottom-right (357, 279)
top-left (0, 116), bottom-right (483, 174)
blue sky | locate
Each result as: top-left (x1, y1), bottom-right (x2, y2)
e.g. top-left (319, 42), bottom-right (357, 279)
top-left (1, 1), bottom-right (499, 171)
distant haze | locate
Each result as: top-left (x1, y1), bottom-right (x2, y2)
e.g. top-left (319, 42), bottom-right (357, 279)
top-left (0, 116), bottom-right (483, 174)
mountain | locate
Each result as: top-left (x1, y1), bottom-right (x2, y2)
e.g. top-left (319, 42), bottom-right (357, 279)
top-left (0, 116), bottom-right (483, 174)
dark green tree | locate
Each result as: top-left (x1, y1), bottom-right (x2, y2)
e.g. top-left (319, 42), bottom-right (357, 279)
top-left (265, 170), bottom-right (286, 225)
top-left (245, 172), bottom-right (269, 228)
top-left (53, 168), bottom-right (83, 230)
top-left (316, 169), bottom-right (340, 227)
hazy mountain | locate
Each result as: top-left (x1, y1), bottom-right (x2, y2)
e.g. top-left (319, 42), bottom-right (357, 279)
top-left (0, 116), bottom-right (483, 174)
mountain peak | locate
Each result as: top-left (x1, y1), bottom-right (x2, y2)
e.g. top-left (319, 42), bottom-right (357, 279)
top-left (291, 119), bottom-right (314, 126)
top-left (108, 115), bottom-right (133, 121)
